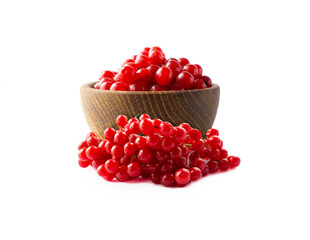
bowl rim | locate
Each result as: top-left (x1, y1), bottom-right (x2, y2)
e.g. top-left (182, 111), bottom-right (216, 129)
top-left (81, 82), bottom-right (219, 95)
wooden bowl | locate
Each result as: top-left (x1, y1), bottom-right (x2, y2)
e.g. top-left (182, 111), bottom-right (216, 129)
top-left (80, 82), bottom-right (220, 138)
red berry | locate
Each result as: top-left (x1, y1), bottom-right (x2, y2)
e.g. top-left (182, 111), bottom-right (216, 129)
top-left (189, 129), bottom-right (202, 142)
top-left (175, 168), bottom-right (191, 185)
top-left (160, 161), bottom-right (174, 173)
top-left (155, 150), bottom-right (168, 163)
top-left (206, 128), bottom-right (219, 137)
top-left (218, 159), bottom-right (230, 171)
top-left (161, 137), bottom-right (176, 152)
top-left (116, 115), bottom-right (128, 128)
top-left (174, 126), bottom-right (187, 143)
top-left (149, 50), bottom-right (164, 65)
top-left (78, 148), bottom-right (89, 161)
top-left (150, 84), bottom-right (167, 91)
top-left (97, 164), bottom-right (115, 181)
top-left (150, 46), bottom-right (163, 53)
top-left (146, 134), bottom-right (161, 149)
top-left (126, 162), bottom-right (142, 177)
top-left (206, 136), bottom-right (222, 149)
top-left (175, 157), bottom-right (187, 168)
top-left (153, 118), bottom-right (163, 128)
top-left (150, 172), bottom-right (161, 184)
top-left (227, 156), bottom-right (241, 168)
top-left (100, 81), bottom-right (113, 90)
top-left (78, 159), bottom-right (91, 168)
top-left (179, 123), bottom-right (192, 133)
top-left (190, 167), bottom-right (202, 181)
top-left (129, 121), bottom-right (140, 134)
top-left (99, 70), bottom-right (114, 80)
top-left (104, 141), bottom-right (115, 154)
top-left (86, 146), bottom-right (100, 159)
top-left (208, 160), bottom-right (219, 173)
top-left (124, 142), bottom-right (137, 156)
top-left (104, 128), bottom-right (116, 141)
top-left (219, 149), bottom-right (228, 160)
top-left (134, 68), bottom-right (152, 84)
top-left (169, 147), bottom-right (182, 160)
top-left (160, 173), bottom-right (175, 187)
top-left (201, 75), bottom-right (212, 88)
top-left (118, 65), bottom-right (136, 84)
top-left (206, 148), bottom-right (220, 160)
top-left (114, 131), bottom-right (129, 146)
top-left (193, 79), bottom-right (207, 89)
top-left (146, 161), bottom-right (159, 173)
top-left (78, 140), bottom-right (88, 150)
top-left (111, 144), bottom-right (124, 158)
top-left (116, 166), bottom-right (130, 181)
top-left (137, 148), bottom-right (153, 164)
top-left (155, 67), bottom-right (173, 86)
top-left (120, 155), bottom-right (132, 165)
top-left (139, 114), bottom-right (151, 120)
top-left (178, 58), bottom-right (190, 67)
top-left (176, 71), bottom-right (194, 90)
top-left (192, 158), bottom-right (207, 171)
top-left (201, 165), bottom-right (210, 176)
top-left (105, 159), bottom-right (119, 173)
top-left (139, 118), bottom-right (154, 135)
top-left (159, 122), bottom-right (174, 137)
top-left (87, 136), bottom-right (98, 146)
top-left (183, 64), bottom-right (199, 79)
top-left (135, 136), bottom-right (147, 150)
top-left (135, 54), bottom-right (149, 68)
top-left (110, 82), bottom-right (128, 91)
top-left (166, 60), bottom-right (182, 79)
top-left (194, 64), bottom-right (203, 78)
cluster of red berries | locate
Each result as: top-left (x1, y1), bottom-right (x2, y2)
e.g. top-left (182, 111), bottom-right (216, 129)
top-left (93, 46), bottom-right (212, 91)
top-left (78, 114), bottom-right (240, 187)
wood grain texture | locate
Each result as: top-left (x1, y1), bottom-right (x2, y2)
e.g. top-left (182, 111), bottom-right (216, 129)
top-left (80, 82), bottom-right (220, 139)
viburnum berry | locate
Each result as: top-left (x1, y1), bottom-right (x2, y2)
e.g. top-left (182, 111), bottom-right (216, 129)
top-left (146, 134), bottom-right (161, 149)
top-left (190, 167), bottom-right (202, 181)
top-left (192, 158), bottom-right (207, 171)
top-left (78, 159), bottom-right (91, 168)
top-left (111, 144), bottom-right (124, 158)
top-left (135, 136), bottom-right (147, 150)
top-left (139, 118), bottom-right (154, 135)
top-left (166, 60), bottom-right (182, 79)
top-left (149, 84), bottom-right (167, 91)
top-left (78, 140), bottom-right (88, 150)
top-left (206, 136), bottom-right (222, 149)
top-left (160, 173), bottom-right (175, 187)
top-left (105, 159), bottom-right (119, 173)
top-left (193, 79), bottom-right (207, 89)
top-left (114, 131), bottom-right (129, 146)
top-left (194, 64), bottom-right (203, 78)
top-left (116, 115), bottom-right (128, 128)
top-left (161, 137), bottom-right (176, 152)
top-left (126, 162), bottom-right (142, 177)
top-left (219, 149), bottom-right (228, 160)
top-left (227, 156), bottom-right (241, 168)
top-left (175, 168), bottom-right (191, 185)
top-left (116, 166), bottom-right (130, 181)
top-left (150, 172), bottom-right (161, 184)
top-left (86, 146), bottom-right (100, 159)
top-left (155, 66), bottom-right (173, 86)
top-left (183, 64), bottom-right (199, 79)
top-left (159, 122), bottom-right (174, 137)
top-left (189, 129), bottom-right (202, 142)
top-left (87, 136), bottom-right (98, 146)
top-left (206, 128), bottom-right (219, 137)
top-left (139, 114), bottom-right (151, 120)
top-left (218, 159), bottom-right (230, 171)
top-left (99, 70), bottom-right (115, 80)
top-left (104, 128), bottom-right (116, 141)
top-left (137, 148), bottom-right (153, 164)
top-left (176, 71), bottom-right (194, 90)
top-left (201, 75), bottom-right (212, 88)
top-left (110, 82), bottom-right (128, 91)
top-left (78, 148), bottom-right (89, 161)
top-left (178, 58), bottom-right (190, 67)
top-left (124, 142), bottom-right (137, 156)
top-left (97, 164), bottom-right (115, 181)
top-left (149, 50), bottom-right (164, 65)
top-left (208, 160), bottom-right (219, 173)
top-left (160, 161), bottom-right (174, 173)
top-left (146, 162), bottom-right (159, 173)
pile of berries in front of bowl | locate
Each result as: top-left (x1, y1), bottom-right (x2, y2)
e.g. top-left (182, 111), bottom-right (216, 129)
top-left (78, 47), bottom-right (240, 187)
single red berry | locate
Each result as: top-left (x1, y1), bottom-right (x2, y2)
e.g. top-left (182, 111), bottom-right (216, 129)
top-left (111, 144), bottom-right (124, 158)
top-left (97, 164), bottom-right (115, 181)
top-left (227, 156), bottom-right (241, 168)
top-left (187, 151), bottom-right (200, 163)
top-left (122, 58), bottom-right (134, 67)
top-left (161, 137), bottom-right (176, 152)
top-left (176, 71), bottom-right (194, 90)
top-left (208, 160), bottom-right (219, 173)
top-left (116, 166), bottom-right (130, 181)
top-left (135, 136), bottom-right (147, 150)
top-left (116, 115), bottom-right (128, 128)
top-left (201, 75), bottom-right (212, 88)
top-left (78, 140), bottom-right (88, 150)
top-left (135, 54), bottom-right (149, 68)
top-left (150, 172), bottom-right (161, 184)
top-left (78, 148), bottom-right (89, 161)
top-left (85, 146), bottom-right (100, 159)
top-left (153, 118), bottom-right (163, 128)
top-left (104, 128), bottom-right (116, 141)
top-left (129, 121), bottom-right (140, 134)
top-left (150, 46), bottom-right (163, 53)
top-left (110, 82), bottom-right (128, 91)
top-left (192, 139), bottom-right (205, 152)
top-left (201, 165), bottom-right (210, 176)
top-left (146, 161), bottom-right (159, 173)
top-left (105, 159), bottom-right (119, 173)
top-left (174, 126), bottom-right (187, 143)
top-left (139, 114), bottom-right (151, 120)
top-left (124, 62), bottom-right (138, 70)
top-left (129, 134), bottom-right (138, 143)
top-left (160, 173), bottom-right (175, 187)
top-left (218, 159), bottom-right (230, 171)
top-left (100, 81), bottom-right (113, 90)
top-left (149, 50), bottom-right (164, 65)
top-left (114, 131), bottom-right (129, 146)
top-left (193, 79), bottom-right (207, 89)
top-left (178, 58), bottom-right (190, 67)
top-left (155, 150), bottom-right (169, 163)
top-left (170, 147), bottom-right (182, 160)
top-left (78, 159), bottom-right (91, 168)
top-left (137, 148), bottom-right (153, 164)
top-left (189, 129), bottom-right (202, 142)
top-left (192, 158), bottom-right (207, 171)
top-left (155, 67), bottom-right (173, 86)
top-left (159, 122), bottom-right (174, 137)
top-left (134, 68), bottom-right (152, 84)
top-left (166, 60), bottom-right (182, 79)
top-left (139, 118), bottom-right (154, 135)
top-left (175, 168), bottom-right (191, 185)
top-left (206, 128), bottom-right (219, 137)
top-left (183, 64), bottom-right (199, 79)
top-left (99, 70), bottom-right (115, 80)
top-left (219, 149), bottom-right (228, 160)
top-left (194, 64), bottom-right (203, 78)
top-left (190, 167), bottom-right (202, 181)
top-left (146, 134), bottom-right (161, 149)
top-left (104, 141), bottom-right (115, 154)
top-left (118, 65), bottom-right (136, 84)
top-left (206, 136), bottom-right (222, 149)
top-left (120, 155), bottom-right (132, 165)
top-left (126, 162), bottom-right (142, 177)
top-left (160, 161), bottom-right (174, 173)
top-left (124, 142), bottom-right (137, 156)
top-left (206, 148), bottom-right (220, 160)
top-left (147, 65), bottom-right (160, 81)
top-left (87, 136), bottom-right (98, 147)
top-left (179, 123), bottom-right (192, 133)
top-left (175, 157), bottom-right (188, 168)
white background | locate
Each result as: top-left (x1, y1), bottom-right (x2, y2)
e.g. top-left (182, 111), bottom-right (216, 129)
top-left (1, 0), bottom-right (310, 239)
